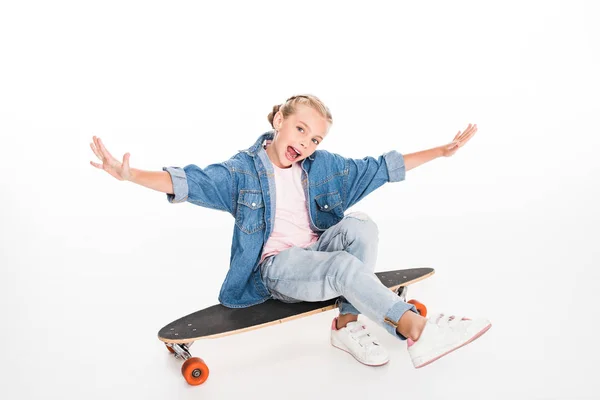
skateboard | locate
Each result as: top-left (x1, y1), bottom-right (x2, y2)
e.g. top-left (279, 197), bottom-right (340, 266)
top-left (158, 267), bottom-right (434, 385)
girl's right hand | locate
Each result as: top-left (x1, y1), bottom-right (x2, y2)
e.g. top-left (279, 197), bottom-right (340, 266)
top-left (89, 136), bottom-right (132, 181)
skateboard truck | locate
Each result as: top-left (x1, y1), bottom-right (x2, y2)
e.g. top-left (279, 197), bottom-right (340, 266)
top-left (167, 343), bottom-right (192, 360)
top-left (396, 286), bottom-right (408, 302)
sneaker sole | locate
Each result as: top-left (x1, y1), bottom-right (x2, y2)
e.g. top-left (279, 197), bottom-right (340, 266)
top-left (414, 323), bottom-right (492, 368)
top-left (330, 341), bottom-right (390, 367)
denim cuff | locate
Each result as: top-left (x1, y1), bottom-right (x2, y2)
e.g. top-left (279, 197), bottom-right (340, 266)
top-left (337, 297), bottom-right (360, 315)
top-left (162, 166), bottom-right (189, 203)
top-left (384, 300), bottom-right (417, 340)
top-left (383, 150), bottom-right (406, 183)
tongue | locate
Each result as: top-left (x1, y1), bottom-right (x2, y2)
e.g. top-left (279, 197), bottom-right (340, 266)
top-left (286, 146), bottom-right (298, 159)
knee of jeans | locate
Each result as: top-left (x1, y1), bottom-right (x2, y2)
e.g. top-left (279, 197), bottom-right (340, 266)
top-left (344, 212), bottom-right (379, 239)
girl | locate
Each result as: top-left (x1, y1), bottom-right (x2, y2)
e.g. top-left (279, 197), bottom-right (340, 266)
top-left (89, 94), bottom-right (491, 368)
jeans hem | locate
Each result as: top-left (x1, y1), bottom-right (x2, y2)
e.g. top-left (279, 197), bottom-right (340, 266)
top-left (383, 300), bottom-right (417, 340)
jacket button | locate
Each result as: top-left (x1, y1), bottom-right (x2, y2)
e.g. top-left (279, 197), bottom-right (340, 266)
top-left (252, 202), bottom-right (257, 207)
top-left (324, 205), bottom-right (329, 209)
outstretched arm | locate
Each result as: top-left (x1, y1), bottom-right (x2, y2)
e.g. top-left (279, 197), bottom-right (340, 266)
top-left (404, 123), bottom-right (478, 171)
top-left (90, 136), bottom-right (174, 194)
top-left (90, 135), bottom-right (235, 214)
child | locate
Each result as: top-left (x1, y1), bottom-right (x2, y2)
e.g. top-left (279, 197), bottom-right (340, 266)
top-left (90, 94), bottom-right (491, 368)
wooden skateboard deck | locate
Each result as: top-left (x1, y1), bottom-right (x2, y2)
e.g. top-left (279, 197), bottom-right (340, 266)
top-left (158, 267), bottom-right (434, 343)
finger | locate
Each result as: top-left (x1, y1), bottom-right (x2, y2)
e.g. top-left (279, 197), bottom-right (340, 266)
top-left (123, 152), bottom-right (130, 169)
top-left (90, 161), bottom-right (102, 169)
top-left (93, 136), bottom-right (106, 159)
top-left (455, 132), bottom-right (467, 143)
top-left (97, 138), bottom-right (115, 160)
top-left (461, 124), bottom-right (474, 135)
top-left (90, 142), bottom-right (103, 160)
top-left (460, 128), bottom-right (477, 144)
top-left (93, 136), bottom-right (101, 151)
top-left (457, 126), bottom-right (475, 142)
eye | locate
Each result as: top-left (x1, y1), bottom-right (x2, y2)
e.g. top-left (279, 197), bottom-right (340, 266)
top-left (312, 138), bottom-right (320, 145)
top-left (297, 126), bottom-right (304, 133)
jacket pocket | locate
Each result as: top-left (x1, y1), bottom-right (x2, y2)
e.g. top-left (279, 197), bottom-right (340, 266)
top-left (235, 190), bottom-right (266, 234)
top-left (314, 191), bottom-right (344, 229)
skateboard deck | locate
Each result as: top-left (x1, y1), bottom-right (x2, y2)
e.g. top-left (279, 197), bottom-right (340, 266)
top-left (159, 267), bottom-right (434, 343)
top-left (158, 267), bottom-right (434, 385)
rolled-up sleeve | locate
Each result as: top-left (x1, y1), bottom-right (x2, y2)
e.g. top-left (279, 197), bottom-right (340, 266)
top-left (382, 150), bottom-right (406, 183)
top-left (161, 162), bottom-right (235, 215)
top-left (327, 148), bottom-right (406, 211)
top-left (163, 166), bottom-right (189, 203)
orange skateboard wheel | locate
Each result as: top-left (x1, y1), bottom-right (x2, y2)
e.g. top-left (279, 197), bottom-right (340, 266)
top-left (407, 299), bottom-right (427, 317)
top-left (165, 344), bottom-right (175, 354)
top-left (181, 357), bottom-right (210, 386)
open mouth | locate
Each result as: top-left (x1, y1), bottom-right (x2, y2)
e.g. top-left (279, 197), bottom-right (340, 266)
top-left (285, 146), bottom-right (301, 161)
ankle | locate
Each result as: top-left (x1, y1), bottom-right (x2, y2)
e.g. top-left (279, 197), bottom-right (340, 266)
top-left (396, 311), bottom-right (427, 340)
top-left (337, 314), bottom-right (359, 329)
top-left (409, 319), bottom-right (427, 341)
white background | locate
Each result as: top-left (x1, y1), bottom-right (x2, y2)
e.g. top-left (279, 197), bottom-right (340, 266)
top-left (1, 0), bottom-right (599, 399)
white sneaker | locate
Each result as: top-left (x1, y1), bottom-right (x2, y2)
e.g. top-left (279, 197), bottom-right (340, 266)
top-left (330, 318), bottom-right (389, 366)
top-left (408, 313), bottom-right (491, 368)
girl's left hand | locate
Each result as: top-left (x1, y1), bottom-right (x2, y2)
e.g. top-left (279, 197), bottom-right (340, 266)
top-left (440, 123), bottom-right (478, 157)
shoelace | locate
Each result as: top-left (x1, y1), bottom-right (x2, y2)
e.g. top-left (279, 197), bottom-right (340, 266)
top-left (347, 323), bottom-right (380, 348)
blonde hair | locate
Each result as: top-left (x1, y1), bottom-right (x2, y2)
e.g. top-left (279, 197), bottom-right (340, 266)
top-left (267, 94), bottom-right (333, 129)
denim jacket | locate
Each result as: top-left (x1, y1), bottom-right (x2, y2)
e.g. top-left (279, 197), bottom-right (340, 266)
top-left (163, 131), bottom-right (406, 308)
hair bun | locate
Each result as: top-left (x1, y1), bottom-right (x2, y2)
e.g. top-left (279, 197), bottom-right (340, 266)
top-left (267, 104), bottom-right (282, 128)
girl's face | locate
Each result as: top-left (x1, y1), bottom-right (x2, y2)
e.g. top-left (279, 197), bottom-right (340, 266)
top-left (267, 104), bottom-right (330, 168)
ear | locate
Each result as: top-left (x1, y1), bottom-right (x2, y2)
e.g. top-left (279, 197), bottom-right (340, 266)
top-left (273, 111), bottom-right (283, 130)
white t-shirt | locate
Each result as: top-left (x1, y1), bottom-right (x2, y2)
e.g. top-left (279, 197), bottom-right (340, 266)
top-left (260, 158), bottom-right (318, 263)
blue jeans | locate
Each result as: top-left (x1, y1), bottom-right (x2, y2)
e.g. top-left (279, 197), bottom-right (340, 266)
top-left (259, 212), bottom-right (416, 339)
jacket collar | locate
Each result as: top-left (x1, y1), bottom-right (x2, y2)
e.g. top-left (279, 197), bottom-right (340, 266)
top-left (241, 131), bottom-right (274, 156)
